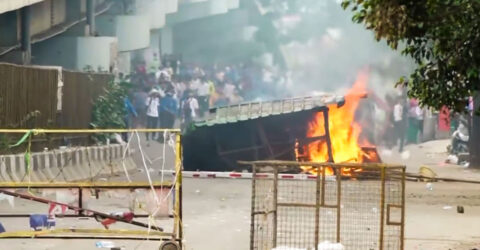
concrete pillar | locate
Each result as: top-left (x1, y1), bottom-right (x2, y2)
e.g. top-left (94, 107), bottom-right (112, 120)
top-left (86, 0), bottom-right (96, 36)
top-left (160, 26), bottom-right (173, 55)
top-left (20, 6), bottom-right (32, 64)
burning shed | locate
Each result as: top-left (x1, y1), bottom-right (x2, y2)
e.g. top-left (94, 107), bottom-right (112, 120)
top-left (183, 71), bottom-right (380, 172)
top-left (182, 95), bottom-right (345, 171)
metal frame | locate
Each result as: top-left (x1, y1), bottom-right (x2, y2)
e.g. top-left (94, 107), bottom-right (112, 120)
top-left (242, 161), bottom-right (406, 250)
top-left (0, 129), bottom-right (183, 249)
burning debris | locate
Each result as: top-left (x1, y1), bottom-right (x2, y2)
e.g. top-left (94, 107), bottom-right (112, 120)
top-left (296, 71), bottom-right (381, 175)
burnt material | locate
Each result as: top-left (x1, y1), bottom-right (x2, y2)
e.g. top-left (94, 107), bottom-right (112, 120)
top-left (183, 95), bottom-right (344, 171)
top-left (183, 109), bottom-right (317, 171)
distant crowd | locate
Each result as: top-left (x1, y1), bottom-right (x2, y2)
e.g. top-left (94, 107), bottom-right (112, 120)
top-left (120, 54), bottom-right (290, 137)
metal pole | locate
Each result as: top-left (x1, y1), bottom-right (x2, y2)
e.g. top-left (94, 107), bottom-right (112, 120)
top-left (336, 167), bottom-right (341, 242)
top-left (272, 167), bottom-right (278, 248)
top-left (379, 167), bottom-right (386, 250)
top-left (400, 167), bottom-right (406, 250)
top-left (78, 188), bottom-right (83, 216)
top-left (86, 0), bottom-right (96, 36)
top-left (321, 166), bottom-right (326, 206)
top-left (174, 133), bottom-right (182, 242)
top-left (314, 166), bottom-right (321, 250)
top-left (20, 6), bottom-right (32, 64)
top-left (0, 188), bottom-right (163, 231)
top-left (322, 108), bottom-right (334, 163)
top-left (250, 164), bottom-right (256, 250)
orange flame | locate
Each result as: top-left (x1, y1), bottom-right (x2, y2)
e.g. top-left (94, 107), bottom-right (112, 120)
top-left (301, 71), bottom-right (370, 175)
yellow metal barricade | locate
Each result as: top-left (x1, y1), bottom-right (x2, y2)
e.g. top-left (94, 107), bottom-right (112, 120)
top-left (0, 129), bottom-right (183, 250)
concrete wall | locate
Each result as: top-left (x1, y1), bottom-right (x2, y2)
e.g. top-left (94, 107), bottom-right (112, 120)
top-left (97, 15), bottom-right (150, 52)
top-left (166, 0), bottom-right (210, 25)
top-left (51, 0), bottom-right (66, 25)
top-left (32, 36), bottom-right (78, 69)
top-left (116, 15), bottom-right (150, 51)
top-left (0, 10), bottom-right (18, 47)
top-left (0, 144), bottom-right (136, 182)
top-left (117, 51), bottom-right (131, 75)
top-left (161, 26), bottom-right (174, 54)
top-left (135, 0), bottom-right (179, 29)
top-left (32, 36), bottom-right (118, 71)
top-left (209, 0), bottom-right (229, 15)
top-left (0, 0), bottom-right (44, 14)
top-left (76, 36), bottom-right (117, 71)
top-left (30, 0), bottom-right (52, 35)
top-left (172, 9), bottom-right (250, 62)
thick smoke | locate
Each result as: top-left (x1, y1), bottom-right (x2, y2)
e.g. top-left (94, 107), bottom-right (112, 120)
top-left (278, 0), bottom-right (414, 97)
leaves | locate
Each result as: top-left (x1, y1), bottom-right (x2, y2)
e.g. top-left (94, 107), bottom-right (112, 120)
top-left (91, 80), bottom-right (131, 129)
top-left (342, 0), bottom-right (480, 112)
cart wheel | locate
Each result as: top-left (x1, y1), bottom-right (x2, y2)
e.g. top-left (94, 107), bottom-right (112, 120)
top-left (160, 241), bottom-right (180, 250)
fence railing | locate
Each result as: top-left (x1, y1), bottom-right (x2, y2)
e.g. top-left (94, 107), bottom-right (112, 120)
top-left (207, 95), bottom-right (345, 124)
top-left (240, 161), bottom-right (405, 250)
top-left (0, 63), bottom-right (111, 129)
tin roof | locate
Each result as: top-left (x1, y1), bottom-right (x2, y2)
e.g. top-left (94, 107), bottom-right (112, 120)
top-left (194, 94), bottom-right (345, 128)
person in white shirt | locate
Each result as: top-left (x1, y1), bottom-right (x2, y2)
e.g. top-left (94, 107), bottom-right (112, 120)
top-left (189, 77), bottom-right (201, 93)
top-left (182, 91), bottom-right (199, 131)
top-left (393, 98), bottom-right (406, 152)
top-left (197, 78), bottom-right (211, 118)
top-left (145, 89), bottom-right (161, 141)
top-left (223, 81), bottom-right (236, 104)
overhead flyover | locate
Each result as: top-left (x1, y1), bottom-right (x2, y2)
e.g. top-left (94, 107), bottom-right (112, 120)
top-left (183, 94), bottom-right (345, 171)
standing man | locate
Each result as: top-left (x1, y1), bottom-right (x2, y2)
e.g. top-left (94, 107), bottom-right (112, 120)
top-left (145, 89), bottom-right (161, 143)
top-left (159, 90), bottom-right (178, 129)
top-left (197, 77), bottom-right (210, 118)
top-left (393, 98), bottom-right (405, 152)
top-left (181, 91), bottom-right (199, 131)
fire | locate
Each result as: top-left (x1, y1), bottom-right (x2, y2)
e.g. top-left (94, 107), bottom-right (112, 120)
top-left (301, 71), bottom-right (371, 175)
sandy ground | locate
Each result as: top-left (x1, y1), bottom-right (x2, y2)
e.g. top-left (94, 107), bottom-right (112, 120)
top-left (1, 139), bottom-right (480, 249)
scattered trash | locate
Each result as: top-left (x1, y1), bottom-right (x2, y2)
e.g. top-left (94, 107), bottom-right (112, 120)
top-left (318, 241), bottom-right (345, 250)
top-left (113, 133), bottom-right (125, 144)
top-left (95, 241), bottom-right (115, 248)
top-left (195, 189), bottom-right (201, 194)
top-left (401, 151), bottom-right (410, 160)
top-left (442, 206), bottom-right (452, 210)
top-left (457, 206), bottom-right (464, 214)
top-left (371, 207), bottom-right (378, 213)
top-left (29, 214), bottom-right (55, 231)
top-left (461, 161), bottom-right (470, 167)
top-left (0, 193), bottom-right (14, 208)
top-left (97, 212), bottom-right (134, 229)
top-left (0, 222), bottom-right (5, 233)
top-left (419, 166), bottom-right (437, 179)
top-left (425, 183), bottom-right (433, 191)
top-left (446, 154), bottom-right (458, 164)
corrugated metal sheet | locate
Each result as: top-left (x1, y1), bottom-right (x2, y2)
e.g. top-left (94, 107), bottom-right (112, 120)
top-left (195, 95), bottom-right (345, 127)
top-left (0, 0), bottom-right (45, 14)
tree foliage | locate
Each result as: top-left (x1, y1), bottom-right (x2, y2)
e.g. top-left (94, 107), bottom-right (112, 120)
top-left (91, 80), bottom-right (131, 129)
top-left (342, 0), bottom-right (480, 112)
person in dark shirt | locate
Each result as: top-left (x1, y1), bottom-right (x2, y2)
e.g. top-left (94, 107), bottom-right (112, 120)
top-left (159, 91), bottom-right (178, 129)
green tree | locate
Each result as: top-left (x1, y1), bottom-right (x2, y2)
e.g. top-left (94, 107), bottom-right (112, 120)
top-left (90, 80), bottom-right (131, 143)
top-left (341, 0), bottom-right (480, 167)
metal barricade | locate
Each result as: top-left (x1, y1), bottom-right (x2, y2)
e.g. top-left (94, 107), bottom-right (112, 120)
top-left (242, 161), bottom-right (405, 250)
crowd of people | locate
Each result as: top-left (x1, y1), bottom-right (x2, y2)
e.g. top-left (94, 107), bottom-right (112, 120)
top-left (121, 54), bottom-right (289, 138)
